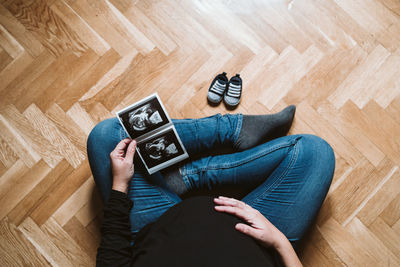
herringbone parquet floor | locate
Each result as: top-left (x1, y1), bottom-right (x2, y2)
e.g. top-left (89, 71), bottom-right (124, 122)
top-left (0, 0), bottom-right (399, 266)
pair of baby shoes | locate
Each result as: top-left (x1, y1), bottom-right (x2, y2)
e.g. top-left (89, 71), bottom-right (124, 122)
top-left (207, 72), bottom-right (242, 108)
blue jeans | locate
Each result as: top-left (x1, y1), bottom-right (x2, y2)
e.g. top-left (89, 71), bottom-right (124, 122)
top-left (87, 114), bottom-right (335, 243)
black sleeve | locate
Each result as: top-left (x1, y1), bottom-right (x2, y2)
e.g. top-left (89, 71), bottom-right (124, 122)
top-left (96, 190), bottom-right (133, 267)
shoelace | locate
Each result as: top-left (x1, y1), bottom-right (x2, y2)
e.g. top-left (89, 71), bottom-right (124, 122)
top-left (226, 83), bottom-right (241, 97)
top-left (210, 80), bottom-right (227, 95)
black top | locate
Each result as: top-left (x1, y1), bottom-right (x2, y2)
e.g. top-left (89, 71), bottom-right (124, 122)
top-left (97, 190), bottom-right (281, 267)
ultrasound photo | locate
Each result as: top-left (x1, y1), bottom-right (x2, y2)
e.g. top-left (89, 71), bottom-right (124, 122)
top-left (117, 95), bottom-right (170, 139)
top-left (117, 93), bottom-right (188, 174)
top-left (136, 128), bottom-right (187, 171)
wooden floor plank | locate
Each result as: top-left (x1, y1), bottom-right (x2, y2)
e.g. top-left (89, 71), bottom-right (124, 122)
top-left (24, 104), bottom-right (85, 168)
top-left (56, 48), bottom-right (120, 111)
top-left (33, 49), bottom-right (99, 112)
top-left (7, 160), bottom-right (74, 226)
top-left (379, 193), bottom-right (400, 227)
top-left (0, 3), bottom-right (44, 57)
top-left (262, 45), bottom-right (324, 109)
top-left (3, 50), bottom-right (55, 106)
top-left (63, 216), bottom-right (99, 259)
top-left (296, 100), bottom-right (363, 166)
top-left (75, 188), bottom-right (102, 227)
top-left (0, 160), bottom-right (50, 221)
top-left (299, 227), bottom-right (346, 266)
top-left (0, 217), bottom-right (50, 266)
top-left (88, 102), bottom-right (113, 124)
top-left (318, 218), bottom-right (379, 266)
top-left (369, 217), bottom-right (400, 262)
top-left (53, 177), bottom-right (96, 227)
top-left (112, 0), bottom-right (177, 55)
top-left (0, 50), bottom-right (33, 93)
top-left (79, 50), bottom-right (137, 103)
top-left (41, 217), bottom-right (93, 266)
top-left (0, 119), bottom-right (40, 168)
top-left (330, 157), bottom-right (393, 225)
top-left (0, 104), bottom-right (63, 168)
top-left (384, 94), bottom-right (400, 125)
top-left (45, 103), bottom-right (87, 153)
top-left (0, 160), bottom-right (28, 200)
top-left (317, 100), bottom-right (385, 167)
top-left (49, 0), bottom-right (110, 56)
top-left (345, 217), bottom-right (400, 265)
top-left (66, 103), bottom-right (96, 136)
top-left (328, 44), bottom-right (390, 109)
top-left (314, 0), bottom-right (377, 53)
top-left (357, 168), bottom-right (400, 226)
top-left (0, 48), bottom-right (13, 72)
top-left (68, 0), bottom-right (138, 57)
top-left (13, 51), bottom-right (79, 112)
top-left (4, 0), bottom-right (88, 57)
top-left (354, 50), bottom-right (400, 108)
top-left (0, 24), bottom-right (23, 59)
top-left (0, 135), bottom-right (18, 168)
top-left (341, 100), bottom-right (400, 166)
top-left (0, 0), bottom-right (399, 264)
top-left (30, 160), bottom-right (91, 226)
top-left (18, 217), bottom-right (73, 266)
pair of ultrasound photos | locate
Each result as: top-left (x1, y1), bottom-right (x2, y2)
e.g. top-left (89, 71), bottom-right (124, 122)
top-left (117, 94), bottom-right (188, 174)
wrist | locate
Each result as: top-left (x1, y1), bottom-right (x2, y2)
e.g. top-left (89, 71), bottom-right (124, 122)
top-left (272, 232), bottom-right (303, 267)
top-left (270, 230), bottom-right (288, 250)
top-left (112, 179), bottom-right (129, 194)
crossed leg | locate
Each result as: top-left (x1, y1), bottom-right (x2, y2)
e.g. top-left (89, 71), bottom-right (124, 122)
top-left (88, 113), bottom-right (334, 242)
top-left (88, 114), bottom-right (243, 237)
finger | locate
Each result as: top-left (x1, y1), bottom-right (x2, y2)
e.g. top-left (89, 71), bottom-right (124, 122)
top-left (218, 196), bottom-right (245, 205)
top-left (124, 140), bottom-right (136, 162)
top-left (218, 196), bottom-right (235, 201)
top-left (214, 198), bottom-right (241, 208)
top-left (214, 205), bottom-right (250, 221)
top-left (229, 198), bottom-right (253, 211)
top-left (111, 139), bottom-right (131, 157)
top-left (116, 138), bottom-right (131, 150)
top-left (214, 197), bottom-right (247, 209)
top-left (235, 223), bottom-right (259, 239)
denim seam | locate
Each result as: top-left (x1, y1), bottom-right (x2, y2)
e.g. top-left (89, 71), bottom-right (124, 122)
top-left (249, 137), bottom-right (301, 207)
top-left (179, 118), bottom-right (199, 191)
top-left (131, 181), bottom-right (177, 208)
top-left (180, 164), bottom-right (192, 191)
top-left (185, 139), bottom-right (298, 175)
top-left (173, 121), bottom-right (202, 125)
top-left (232, 113), bottom-right (243, 146)
top-left (155, 186), bottom-right (177, 205)
top-left (120, 127), bottom-right (127, 139)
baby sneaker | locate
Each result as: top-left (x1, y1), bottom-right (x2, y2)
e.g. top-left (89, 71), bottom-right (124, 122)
top-left (224, 74), bottom-right (242, 108)
top-left (207, 72), bottom-right (228, 105)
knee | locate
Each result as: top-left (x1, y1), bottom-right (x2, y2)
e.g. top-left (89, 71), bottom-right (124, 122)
top-left (296, 134), bottom-right (335, 180)
top-left (87, 118), bottom-right (121, 151)
top-left (297, 134), bottom-right (334, 158)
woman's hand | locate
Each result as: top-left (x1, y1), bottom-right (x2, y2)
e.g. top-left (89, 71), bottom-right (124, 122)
top-left (214, 196), bottom-right (302, 267)
top-left (214, 196), bottom-right (283, 248)
top-left (110, 139), bottom-right (137, 193)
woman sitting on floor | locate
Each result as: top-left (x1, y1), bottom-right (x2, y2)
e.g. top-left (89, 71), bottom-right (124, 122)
top-left (87, 105), bottom-right (335, 267)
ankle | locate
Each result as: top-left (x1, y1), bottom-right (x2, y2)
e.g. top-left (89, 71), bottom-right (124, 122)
top-left (235, 105), bottom-right (296, 151)
top-left (162, 167), bottom-right (188, 195)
